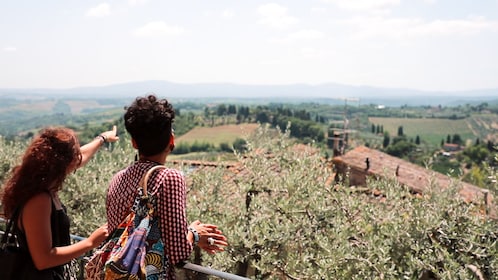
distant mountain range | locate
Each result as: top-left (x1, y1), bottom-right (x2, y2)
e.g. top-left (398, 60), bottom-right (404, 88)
top-left (1, 80), bottom-right (497, 106)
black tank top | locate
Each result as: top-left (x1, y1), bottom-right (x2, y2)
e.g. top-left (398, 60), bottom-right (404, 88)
top-left (16, 198), bottom-right (71, 278)
top-left (51, 201), bottom-right (71, 247)
top-left (50, 200), bottom-right (71, 277)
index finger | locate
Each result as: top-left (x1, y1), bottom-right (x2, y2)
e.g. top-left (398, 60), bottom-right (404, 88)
top-left (112, 125), bottom-right (117, 135)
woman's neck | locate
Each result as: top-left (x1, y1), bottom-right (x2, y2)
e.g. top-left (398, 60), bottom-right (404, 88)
top-left (138, 153), bottom-right (166, 165)
top-left (51, 192), bottom-right (63, 209)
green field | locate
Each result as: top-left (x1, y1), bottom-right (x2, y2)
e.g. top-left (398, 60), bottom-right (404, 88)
top-left (368, 117), bottom-right (475, 146)
top-left (176, 123), bottom-right (259, 146)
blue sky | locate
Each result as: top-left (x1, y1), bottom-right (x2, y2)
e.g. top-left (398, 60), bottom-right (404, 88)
top-left (1, 0), bottom-right (498, 91)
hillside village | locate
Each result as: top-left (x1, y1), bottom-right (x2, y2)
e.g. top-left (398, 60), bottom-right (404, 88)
top-left (169, 143), bottom-right (497, 220)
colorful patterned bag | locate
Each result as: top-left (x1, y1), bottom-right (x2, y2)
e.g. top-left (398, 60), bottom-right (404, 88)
top-left (84, 230), bottom-right (121, 280)
top-left (85, 165), bottom-right (167, 280)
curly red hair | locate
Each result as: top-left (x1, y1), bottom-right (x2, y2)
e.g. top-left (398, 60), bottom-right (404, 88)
top-left (1, 127), bottom-right (81, 218)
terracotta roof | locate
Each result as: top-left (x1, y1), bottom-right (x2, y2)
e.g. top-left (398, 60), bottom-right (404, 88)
top-left (167, 146), bottom-right (495, 218)
top-left (332, 146), bottom-right (494, 211)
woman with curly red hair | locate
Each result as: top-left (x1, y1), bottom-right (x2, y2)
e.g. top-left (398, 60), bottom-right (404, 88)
top-left (1, 126), bottom-right (118, 279)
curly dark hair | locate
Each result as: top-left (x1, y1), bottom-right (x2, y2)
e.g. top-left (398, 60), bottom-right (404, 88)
top-left (1, 127), bottom-right (81, 218)
top-left (124, 94), bottom-right (175, 156)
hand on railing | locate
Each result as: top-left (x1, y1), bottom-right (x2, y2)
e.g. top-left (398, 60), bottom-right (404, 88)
top-left (189, 220), bottom-right (228, 254)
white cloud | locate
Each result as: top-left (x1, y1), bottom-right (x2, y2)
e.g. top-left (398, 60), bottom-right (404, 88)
top-left (258, 3), bottom-right (299, 29)
top-left (322, 0), bottom-right (400, 14)
top-left (259, 59), bottom-right (282, 65)
top-left (3, 46), bottom-right (17, 52)
top-left (289, 29), bottom-right (325, 40)
top-left (340, 16), bottom-right (498, 40)
top-left (86, 3), bottom-right (111, 17)
top-left (416, 17), bottom-right (498, 36)
top-left (311, 7), bottom-right (327, 15)
top-left (300, 47), bottom-right (321, 58)
top-left (222, 9), bottom-right (235, 19)
top-left (323, 0), bottom-right (400, 10)
top-left (128, 0), bottom-right (148, 6)
top-left (272, 29), bottom-right (325, 43)
top-left (132, 21), bottom-right (185, 37)
top-left (202, 9), bottom-right (235, 19)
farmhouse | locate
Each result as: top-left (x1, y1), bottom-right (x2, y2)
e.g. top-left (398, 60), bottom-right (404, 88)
top-left (332, 145), bottom-right (495, 216)
top-left (442, 143), bottom-right (461, 152)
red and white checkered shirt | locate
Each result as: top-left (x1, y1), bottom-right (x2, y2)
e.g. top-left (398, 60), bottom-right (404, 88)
top-left (106, 160), bottom-right (193, 279)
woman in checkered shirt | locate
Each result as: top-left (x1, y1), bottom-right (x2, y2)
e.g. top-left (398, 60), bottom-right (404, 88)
top-left (106, 94), bottom-right (228, 279)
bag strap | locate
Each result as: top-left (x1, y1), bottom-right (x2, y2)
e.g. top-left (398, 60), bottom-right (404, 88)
top-left (138, 165), bottom-right (167, 211)
top-left (1, 207), bottom-right (20, 246)
top-left (141, 165), bottom-right (167, 194)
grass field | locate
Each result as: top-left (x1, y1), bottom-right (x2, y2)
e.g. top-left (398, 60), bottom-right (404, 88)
top-left (176, 123), bottom-right (259, 146)
top-left (468, 114), bottom-right (498, 143)
top-left (368, 117), bottom-right (475, 146)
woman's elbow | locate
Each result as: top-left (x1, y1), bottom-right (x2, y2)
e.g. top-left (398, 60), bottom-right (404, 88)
top-left (30, 250), bottom-right (58, 270)
top-left (32, 258), bottom-right (53, 271)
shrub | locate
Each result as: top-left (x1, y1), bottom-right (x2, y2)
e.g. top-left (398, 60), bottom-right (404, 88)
top-left (187, 124), bottom-right (498, 279)
top-left (1, 127), bottom-right (496, 279)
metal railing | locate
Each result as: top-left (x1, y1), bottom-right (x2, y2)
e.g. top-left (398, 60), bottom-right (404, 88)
top-left (1, 217), bottom-right (250, 280)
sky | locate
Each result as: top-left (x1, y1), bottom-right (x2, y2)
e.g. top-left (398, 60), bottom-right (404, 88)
top-left (1, 0), bottom-right (498, 92)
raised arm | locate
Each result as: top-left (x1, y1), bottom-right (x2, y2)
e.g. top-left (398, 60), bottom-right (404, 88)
top-left (79, 125), bottom-right (119, 168)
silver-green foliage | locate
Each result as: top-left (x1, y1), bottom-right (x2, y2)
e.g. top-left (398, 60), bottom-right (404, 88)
top-left (1, 128), bottom-right (497, 279)
top-left (186, 124), bottom-right (497, 279)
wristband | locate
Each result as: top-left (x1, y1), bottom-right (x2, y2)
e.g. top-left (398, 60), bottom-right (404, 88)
top-left (96, 135), bottom-right (106, 144)
top-left (188, 227), bottom-right (199, 246)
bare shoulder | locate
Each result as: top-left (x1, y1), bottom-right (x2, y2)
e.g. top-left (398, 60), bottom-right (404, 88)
top-left (24, 192), bottom-right (52, 216)
top-left (25, 192), bottom-right (51, 207)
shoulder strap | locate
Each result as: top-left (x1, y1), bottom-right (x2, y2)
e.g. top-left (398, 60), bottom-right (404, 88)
top-left (140, 165), bottom-right (167, 196)
top-left (50, 198), bottom-right (62, 247)
top-left (137, 165), bottom-right (166, 211)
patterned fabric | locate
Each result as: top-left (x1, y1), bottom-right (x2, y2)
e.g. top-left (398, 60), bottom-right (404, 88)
top-left (85, 234), bottom-right (119, 280)
top-left (104, 212), bottom-right (158, 279)
top-left (106, 161), bottom-right (193, 280)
